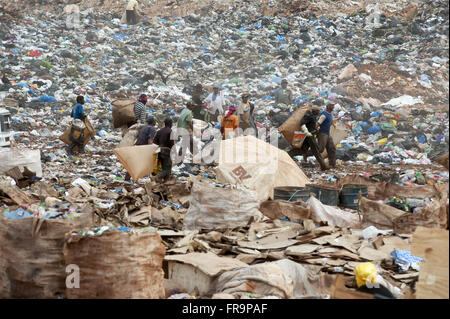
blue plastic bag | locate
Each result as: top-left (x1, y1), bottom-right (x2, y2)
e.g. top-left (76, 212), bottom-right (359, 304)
top-left (38, 95), bottom-right (57, 103)
top-left (367, 125), bottom-right (381, 134)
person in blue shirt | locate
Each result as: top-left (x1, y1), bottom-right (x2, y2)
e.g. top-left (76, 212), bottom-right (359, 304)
top-left (72, 95), bottom-right (86, 120)
top-left (135, 116), bottom-right (157, 145)
top-left (68, 95), bottom-right (86, 154)
top-left (316, 103), bottom-right (337, 168)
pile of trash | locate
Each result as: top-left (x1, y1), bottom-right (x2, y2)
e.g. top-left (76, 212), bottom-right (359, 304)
top-left (0, 0), bottom-right (448, 300)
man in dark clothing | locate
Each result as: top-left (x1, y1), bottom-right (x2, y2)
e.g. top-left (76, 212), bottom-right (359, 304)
top-left (125, 117), bottom-right (156, 181)
top-left (154, 118), bottom-right (175, 182)
top-left (191, 84), bottom-right (206, 120)
top-left (135, 117), bottom-right (156, 145)
top-left (288, 105), bottom-right (329, 171)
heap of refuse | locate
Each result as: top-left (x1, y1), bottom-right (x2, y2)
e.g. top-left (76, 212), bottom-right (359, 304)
top-left (0, 0), bottom-right (448, 300)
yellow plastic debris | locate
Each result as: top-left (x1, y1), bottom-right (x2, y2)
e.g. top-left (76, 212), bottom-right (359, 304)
top-left (355, 262), bottom-right (378, 288)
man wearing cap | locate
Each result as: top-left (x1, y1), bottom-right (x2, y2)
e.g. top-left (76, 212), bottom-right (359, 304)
top-left (316, 103), bottom-right (336, 168)
top-left (203, 85), bottom-right (225, 123)
top-left (288, 104), bottom-right (329, 171)
top-left (237, 93), bottom-right (253, 132)
top-left (134, 94), bottom-right (149, 125)
top-left (273, 79), bottom-right (293, 107)
top-left (220, 105), bottom-right (239, 139)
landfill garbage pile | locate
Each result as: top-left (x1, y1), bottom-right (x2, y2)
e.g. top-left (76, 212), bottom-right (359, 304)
top-left (0, 0), bottom-right (448, 300)
top-left (0, 0), bottom-right (447, 164)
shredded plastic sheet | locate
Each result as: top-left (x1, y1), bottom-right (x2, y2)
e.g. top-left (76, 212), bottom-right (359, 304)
top-left (391, 249), bottom-right (423, 272)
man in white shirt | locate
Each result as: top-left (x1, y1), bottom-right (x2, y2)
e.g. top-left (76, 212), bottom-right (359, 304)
top-left (126, 0), bottom-right (139, 25)
top-left (203, 85), bottom-right (225, 123)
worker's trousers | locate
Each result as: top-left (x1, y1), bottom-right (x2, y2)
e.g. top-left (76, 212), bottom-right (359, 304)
top-left (157, 148), bottom-right (172, 182)
top-left (288, 136), bottom-right (328, 170)
top-left (126, 10), bottom-right (137, 25)
top-left (317, 133), bottom-right (336, 168)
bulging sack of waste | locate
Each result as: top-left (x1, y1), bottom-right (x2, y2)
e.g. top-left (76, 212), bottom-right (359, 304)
top-left (111, 99), bottom-right (135, 128)
top-left (278, 105), bottom-right (311, 147)
top-left (184, 181), bottom-right (263, 230)
top-left (215, 261), bottom-right (294, 299)
top-left (63, 228), bottom-right (165, 299)
top-left (117, 125), bottom-right (141, 148)
top-left (59, 118), bottom-right (95, 148)
top-left (436, 152), bottom-right (449, 170)
top-left (0, 212), bottom-right (94, 298)
top-left (114, 144), bottom-right (159, 181)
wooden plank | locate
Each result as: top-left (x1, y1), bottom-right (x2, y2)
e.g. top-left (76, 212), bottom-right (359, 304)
top-left (412, 227), bottom-right (449, 299)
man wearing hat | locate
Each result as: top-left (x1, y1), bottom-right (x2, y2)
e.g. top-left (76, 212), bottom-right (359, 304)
top-left (288, 104), bottom-right (329, 171)
top-left (203, 85), bottom-right (225, 123)
top-left (273, 79), bottom-right (293, 107)
top-left (237, 93), bottom-right (254, 132)
top-left (316, 103), bottom-right (336, 168)
top-left (134, 93), bottom-right (149, 125)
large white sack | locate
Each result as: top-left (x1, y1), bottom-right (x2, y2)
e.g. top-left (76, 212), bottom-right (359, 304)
top-left (215, 261), bottom-right (294, 298)
top-left (216, 136), bottom-right (310, 202)
top-left (0, 148), bottom-right (42, 177)
top-left (183, 181), bottom-right (263, 231)
top-left (274, 259), bottom-right (333, 298)
top-left (215, 259), bottom-right (335, 299)
top-left (114, 144), bottom-right (159, 181)
top-left (307, 196), bottom-right (361, 228)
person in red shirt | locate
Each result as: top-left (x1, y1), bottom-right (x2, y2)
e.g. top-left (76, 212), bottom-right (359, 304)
top-left (220, 105), bottom-right (239, 139)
